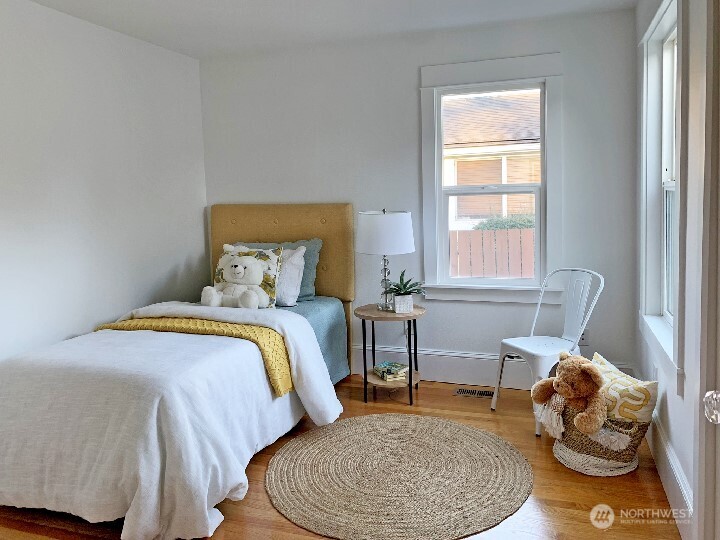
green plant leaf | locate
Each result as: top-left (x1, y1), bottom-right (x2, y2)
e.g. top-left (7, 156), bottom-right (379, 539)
top-left (385, 269), bottom-right (425, 295)
top-left (473, 214), bottom-right (535, 231)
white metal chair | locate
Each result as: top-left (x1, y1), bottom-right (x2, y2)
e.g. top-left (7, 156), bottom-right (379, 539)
top-left (490, 268), bottom-right (605, 436)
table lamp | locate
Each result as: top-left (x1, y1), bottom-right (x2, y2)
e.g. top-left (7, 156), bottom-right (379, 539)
top-left (356, 209), bottom-right (415, 311)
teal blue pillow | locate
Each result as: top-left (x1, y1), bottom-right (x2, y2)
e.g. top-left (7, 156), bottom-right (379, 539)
top-left (234, 238), bottom-right (322, 301)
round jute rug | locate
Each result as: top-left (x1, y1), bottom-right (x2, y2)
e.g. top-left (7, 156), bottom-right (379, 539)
top-left (265, 413), bottom-right (533, 540)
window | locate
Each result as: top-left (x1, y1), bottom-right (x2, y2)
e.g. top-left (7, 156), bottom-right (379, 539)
top-left (421, 54), bottom-right (563, 300)
top-left (442, 88), bottom-right (542, 281)
top-left (640, 0), bottom-right (678, 329)
top-left (661, 30), bottom-right (678, 323)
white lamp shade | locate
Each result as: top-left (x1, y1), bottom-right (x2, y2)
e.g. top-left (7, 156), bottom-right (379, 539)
top-left (356, 211), bottom-right (415, 255)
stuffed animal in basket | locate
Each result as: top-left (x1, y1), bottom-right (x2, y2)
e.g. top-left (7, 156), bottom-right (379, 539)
top-left (530, 352), bottom-right (607, 435)
top-left (201, 244), bottom-right (271, 309)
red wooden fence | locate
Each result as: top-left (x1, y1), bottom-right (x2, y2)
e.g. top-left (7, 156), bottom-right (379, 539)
top-left (449, 228), bottom-right (535, 278)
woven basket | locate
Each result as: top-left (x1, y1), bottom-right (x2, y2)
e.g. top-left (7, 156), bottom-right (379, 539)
top-left (554, 405), bottom-right (650, 476)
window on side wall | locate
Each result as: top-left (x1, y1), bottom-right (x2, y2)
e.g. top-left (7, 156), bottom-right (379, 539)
top-left (421, 55), bottom-right (563, 302)
top-left (661, 30), bottom-right (678, 324)
top-left (641, 0), bottom-right (678, 330)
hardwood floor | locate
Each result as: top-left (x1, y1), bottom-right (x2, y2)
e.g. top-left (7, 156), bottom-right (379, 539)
top-left (0, 376), bottom-right (680, 539)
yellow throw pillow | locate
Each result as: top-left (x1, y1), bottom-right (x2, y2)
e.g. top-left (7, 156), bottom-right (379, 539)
top-left (592, 352), bottom-right (658, 423)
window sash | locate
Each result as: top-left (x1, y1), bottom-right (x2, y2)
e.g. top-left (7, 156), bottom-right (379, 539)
top-left (433, 82), bottom-right (545, 286)
top-left (662, 182), bottom-right (676, 322)
top-left (440, 186), bottom-right (541, 285)
top-left (442, 184), bottom-right (540, 195)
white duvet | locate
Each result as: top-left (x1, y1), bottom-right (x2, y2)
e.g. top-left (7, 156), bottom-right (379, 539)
top-left (0, 302), bottom-right (343, 539)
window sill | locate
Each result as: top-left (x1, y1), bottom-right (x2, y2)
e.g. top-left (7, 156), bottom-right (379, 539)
top-left (639, 313), bottom-right (674, 373)
top-left (424, 284), bottom-right (563, 304)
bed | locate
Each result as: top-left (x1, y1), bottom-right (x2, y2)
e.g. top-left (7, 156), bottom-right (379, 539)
top-left (0, 203), bottom-right (355, 540)
top-left (209, 203), bottom-right (355, 383)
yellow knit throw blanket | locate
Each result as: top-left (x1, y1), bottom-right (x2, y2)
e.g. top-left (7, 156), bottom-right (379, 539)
top-left (97, 317), bottom-right (293, 397)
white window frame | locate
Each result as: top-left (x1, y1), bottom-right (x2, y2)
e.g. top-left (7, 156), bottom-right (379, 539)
top-left (640, 0), bottom-right (678, 330)
top-left (420, 54), bottom-right (564, 303)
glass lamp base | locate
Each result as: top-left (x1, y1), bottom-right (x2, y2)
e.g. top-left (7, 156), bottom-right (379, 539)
top-left (378, 254), bottom-right (393, 310)
top-left (377, 298), bottom-right (394, 311)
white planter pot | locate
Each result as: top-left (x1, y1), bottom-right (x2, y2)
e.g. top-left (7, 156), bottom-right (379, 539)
top-left (393, 294), bottom-right (413, 314)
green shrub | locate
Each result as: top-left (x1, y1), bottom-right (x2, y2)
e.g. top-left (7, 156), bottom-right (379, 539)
top-left (472, 214), bottom-right (535, 230)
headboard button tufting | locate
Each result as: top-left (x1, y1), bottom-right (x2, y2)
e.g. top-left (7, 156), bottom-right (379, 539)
top-left (211, 203), bottom-right (354, 306)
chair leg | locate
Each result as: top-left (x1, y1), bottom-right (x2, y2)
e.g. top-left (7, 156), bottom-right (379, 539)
top-left (534, 376), bottom-right (543, 437)
top-left (490, 354), bottom-right (508, 411)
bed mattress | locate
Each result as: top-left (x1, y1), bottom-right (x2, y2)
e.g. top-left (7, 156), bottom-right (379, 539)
top-left (0, 303), bottom-right (343, 539)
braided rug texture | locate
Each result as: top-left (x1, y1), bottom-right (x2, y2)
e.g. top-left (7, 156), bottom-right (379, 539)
top-left (265, 413), bottom-right (533, 540)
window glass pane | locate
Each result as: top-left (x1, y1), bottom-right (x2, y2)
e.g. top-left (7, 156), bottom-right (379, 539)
top-left (456, 158), bottom-right (502, 185)
top-left (663, 189), bottom-right (676, 317)
top-left (507, 152), bottom-right (542, 183)
top-left (661, 35), bottom-right (678, 185)
top-left (670, 38), bottom-right (677, 180)
top-left (449, 193), bottom-right (536, 279)
top-left (456, 193), bottom-right (503, 220)
top-left (442, 89), bottom-right (541, 187)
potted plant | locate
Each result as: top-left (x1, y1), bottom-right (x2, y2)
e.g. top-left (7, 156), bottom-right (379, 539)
top-left (385, 270), bottom-right (425, 314)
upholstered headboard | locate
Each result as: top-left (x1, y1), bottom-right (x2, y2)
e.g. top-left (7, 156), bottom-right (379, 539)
top-left (209, 203), bottom-right (355, 364)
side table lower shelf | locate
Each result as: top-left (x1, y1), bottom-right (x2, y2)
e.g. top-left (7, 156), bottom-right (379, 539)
top-left (366, 370), bottom-right (420, 389)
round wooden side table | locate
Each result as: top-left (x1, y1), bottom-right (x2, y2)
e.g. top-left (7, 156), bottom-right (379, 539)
top-left (353, 304), bottom-right (426, 405)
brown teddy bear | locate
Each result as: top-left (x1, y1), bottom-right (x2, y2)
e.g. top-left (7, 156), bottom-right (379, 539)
top-left (531, 352), bottom-right (607, 435)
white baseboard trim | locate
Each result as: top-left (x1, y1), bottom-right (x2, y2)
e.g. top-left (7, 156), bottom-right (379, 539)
top-left (350, 343), bottom-right (635, 391)
top-left (648, 413), bottom-right (694, 534)
top-left (351, 343), bottom-right (533, 389)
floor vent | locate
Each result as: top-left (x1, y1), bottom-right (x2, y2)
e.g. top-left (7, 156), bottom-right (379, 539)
top-left (454, 388), bottom-right (494, 398)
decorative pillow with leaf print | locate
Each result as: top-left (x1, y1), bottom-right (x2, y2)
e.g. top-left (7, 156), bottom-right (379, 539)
top-left (207, 244), bottom-right (282, 309)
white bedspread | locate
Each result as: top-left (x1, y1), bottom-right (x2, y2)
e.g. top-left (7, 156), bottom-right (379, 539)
top-left (0, 302), bottom-right (342, 539)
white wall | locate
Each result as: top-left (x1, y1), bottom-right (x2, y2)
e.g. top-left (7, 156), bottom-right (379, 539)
top-left (200, 9), bottom-right (638, 387)
top-left (0, 0), bottom-right (208, 360)
top-left (637, 0), bottom-right (665, 38)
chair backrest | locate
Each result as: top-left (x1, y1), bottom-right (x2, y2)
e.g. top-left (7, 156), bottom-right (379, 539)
top-left (530, 268), bottom-right (605, 351)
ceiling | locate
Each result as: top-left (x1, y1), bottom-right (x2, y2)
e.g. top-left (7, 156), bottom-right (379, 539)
top-left (29, 0), bottom-right (637, 58)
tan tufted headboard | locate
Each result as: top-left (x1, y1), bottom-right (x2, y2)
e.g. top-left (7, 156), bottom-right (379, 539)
top-left (209, 203), bottom-right (355, 366)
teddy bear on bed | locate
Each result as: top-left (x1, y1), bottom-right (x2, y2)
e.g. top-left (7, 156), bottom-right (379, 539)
top-left (530, 352), bottom-right (607, 435)
top-left (201, 244), bottom-right (271, 309)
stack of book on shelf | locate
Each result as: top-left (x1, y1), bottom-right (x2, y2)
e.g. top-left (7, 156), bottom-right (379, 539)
top-left (373, 361), bottom-right (409, 382)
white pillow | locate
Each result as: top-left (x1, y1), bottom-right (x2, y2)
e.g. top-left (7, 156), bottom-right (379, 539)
top-left (235, 244), bottom-right (306, 307)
